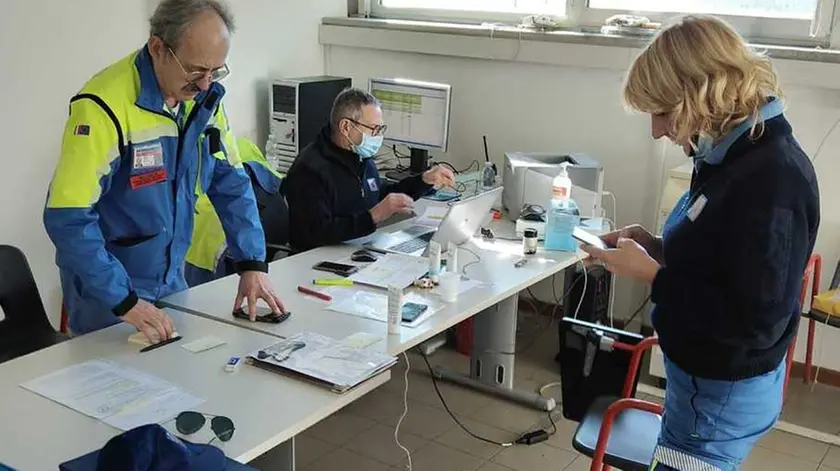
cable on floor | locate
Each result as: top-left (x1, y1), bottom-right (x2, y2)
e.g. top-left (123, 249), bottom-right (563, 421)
top-left (420, 353), bottom-right (514, 448)
top-left (395, 352), bottom-right (413, 471)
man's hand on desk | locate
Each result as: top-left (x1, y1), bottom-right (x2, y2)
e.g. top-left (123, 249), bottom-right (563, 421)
top-left (370, 193), bottom-right (414, 224)
top-left (422, 165), bottom-right (456, 189)
top-left (235, 271), bottom-right (287, 321)
top-left (122, 299), bottom-right (176, 343)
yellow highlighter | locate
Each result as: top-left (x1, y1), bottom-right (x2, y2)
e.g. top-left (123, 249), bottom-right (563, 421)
top-left (313, 278), bottom-right (354, 286)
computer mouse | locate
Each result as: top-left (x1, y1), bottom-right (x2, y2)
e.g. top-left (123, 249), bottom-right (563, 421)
top-left (351, 250), bottom-right (378, 263)
top-left (520, 204), bottom-right (546, 222)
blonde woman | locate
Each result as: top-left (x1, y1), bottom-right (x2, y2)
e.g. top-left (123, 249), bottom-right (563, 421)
top-left (583, 16), bottom-right (820, 470)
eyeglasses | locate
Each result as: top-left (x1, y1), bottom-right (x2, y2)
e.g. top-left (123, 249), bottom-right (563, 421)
top-left (167, 47), bottom-right (230, 84)
top-left (347, 118), bottom-right (387, 137)
top-left (175, 411), bottom-right (235, 444)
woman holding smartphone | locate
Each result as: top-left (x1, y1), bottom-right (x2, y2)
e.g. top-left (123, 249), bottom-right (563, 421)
top-left (582, 16), bottom-right (820, 471)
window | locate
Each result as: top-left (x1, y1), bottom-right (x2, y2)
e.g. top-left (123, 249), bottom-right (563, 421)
top-left (370, 0), bottom-right (833, 45)
top-left (589, 0), bottom-right (818, 20)
top-left (374, 0), bottom-right (566, 23)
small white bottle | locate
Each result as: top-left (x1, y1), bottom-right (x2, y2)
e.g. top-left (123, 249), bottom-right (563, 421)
top-left (447, 242), bottom-right (458, 275)
top-left (387, 285), bottom-right (403, 335)
top-left (428, 241), bottom-right (442, 283)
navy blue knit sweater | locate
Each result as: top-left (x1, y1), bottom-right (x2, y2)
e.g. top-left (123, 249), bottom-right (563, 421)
top-left (651, 115), bottom-right (820, 381)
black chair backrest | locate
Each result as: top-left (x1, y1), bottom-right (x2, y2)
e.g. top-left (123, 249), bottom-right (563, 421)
top-left (0, 245), bottom-right (52, 334)
top-left (243, 165), bottom-right (289, 259)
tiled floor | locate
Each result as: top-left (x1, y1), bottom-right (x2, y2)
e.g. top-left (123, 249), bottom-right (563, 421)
top-left (252, 315), bottom-right (840, 471)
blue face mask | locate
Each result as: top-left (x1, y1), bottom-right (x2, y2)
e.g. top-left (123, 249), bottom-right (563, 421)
top-left (693, 135), bottom-right (714, 160)
top-left (350, 128), bottom-right (384, 160)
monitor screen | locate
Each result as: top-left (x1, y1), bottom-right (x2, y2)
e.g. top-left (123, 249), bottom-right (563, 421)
top-left (369, 78), bottom-right (451, 152)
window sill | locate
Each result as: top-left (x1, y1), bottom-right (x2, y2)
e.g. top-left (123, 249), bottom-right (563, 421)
top-left (320, 17), bottom-right (840, 90)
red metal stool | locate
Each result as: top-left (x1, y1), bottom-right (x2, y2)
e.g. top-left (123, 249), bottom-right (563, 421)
top-left (572, 336), bottom-right (663, 471)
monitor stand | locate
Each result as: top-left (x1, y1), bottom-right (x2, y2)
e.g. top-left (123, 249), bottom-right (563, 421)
top-left (385, 147), bottom-right (430, 182)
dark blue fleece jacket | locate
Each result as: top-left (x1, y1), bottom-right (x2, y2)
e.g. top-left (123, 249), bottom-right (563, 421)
top-left (652, 114), bottom-right (820, 381)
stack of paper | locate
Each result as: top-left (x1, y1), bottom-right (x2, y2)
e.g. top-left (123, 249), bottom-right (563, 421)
top-left (349, 253), bottom-right (430, 289)
top-left (21, 360), bottom-right (204, 431)
top-left (247, 332), bottom-right (396, 393)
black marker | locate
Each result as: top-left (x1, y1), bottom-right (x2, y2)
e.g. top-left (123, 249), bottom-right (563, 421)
top-left (140, 335), bottom-right (183, 353)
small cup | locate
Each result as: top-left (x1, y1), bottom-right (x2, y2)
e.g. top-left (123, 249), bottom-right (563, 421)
top-left (439, 272), bottom-right (461, 303)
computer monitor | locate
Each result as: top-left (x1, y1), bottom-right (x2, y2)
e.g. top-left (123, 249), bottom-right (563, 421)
top-left (368, 78), bottom-right (452, 181)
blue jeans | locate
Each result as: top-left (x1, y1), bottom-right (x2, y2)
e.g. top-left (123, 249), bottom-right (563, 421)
top-left (650, 356), bottom-right (785, 471)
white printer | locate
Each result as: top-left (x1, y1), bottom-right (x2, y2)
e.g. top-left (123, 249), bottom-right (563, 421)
top-left (502, 152), bottom-right (605, 227)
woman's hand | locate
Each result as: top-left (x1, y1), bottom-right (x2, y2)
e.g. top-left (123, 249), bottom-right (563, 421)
top-left (581, 237), bottom-right (661, 284)
top-left (602, 224), bottom-right (663, 264)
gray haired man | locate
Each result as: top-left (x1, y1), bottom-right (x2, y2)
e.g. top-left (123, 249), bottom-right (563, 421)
top-left (44, 0), bottom-right (285, 343)
top-left (283, 88), bottom-right (455, 252)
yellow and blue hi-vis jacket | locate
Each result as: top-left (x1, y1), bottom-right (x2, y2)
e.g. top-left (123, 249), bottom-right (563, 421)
top-left (43, 46), bottom-right (267, 334)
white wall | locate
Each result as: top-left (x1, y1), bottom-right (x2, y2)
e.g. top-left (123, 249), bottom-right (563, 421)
top-left (1, 0), bottom-right (149, 324)
top-left (222, 0), bottom-right (346, 145)
top-left (325, 45), bottom-right (840, 370)
top-left (2, 0), bottom-right (343, 326)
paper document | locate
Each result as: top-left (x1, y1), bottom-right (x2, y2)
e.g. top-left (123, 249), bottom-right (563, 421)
top-left (326, 288), bottom-right (442, 328)
top-left (249, 332), bottom-right (396, 393)
top-left (21, 360), bottom-right (204, 431)
top-left (414, 206), bottom-right (449, 227)
top-left (349, 253), bottom-right (430, 290)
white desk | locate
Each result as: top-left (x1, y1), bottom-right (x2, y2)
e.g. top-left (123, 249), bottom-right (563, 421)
top-left (0, 308), bottom-right (388, 471)
top-left (162, 215), bottom-right (582, 411)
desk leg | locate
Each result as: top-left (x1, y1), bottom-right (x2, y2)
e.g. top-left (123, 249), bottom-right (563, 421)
top-left (433, 294), bottom-right (557, 411)
top-left (274, 437), bottom-right (296, 471)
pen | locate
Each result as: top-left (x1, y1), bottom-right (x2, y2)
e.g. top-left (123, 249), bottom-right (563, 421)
top-left (313, 278), bottom-right (354, 286)
top-left (139, 335), bottom-right (183, 353)
top-left (363, 246), bottom-right (388, 255)
top-left (297, 285), bottom-right (333, 301)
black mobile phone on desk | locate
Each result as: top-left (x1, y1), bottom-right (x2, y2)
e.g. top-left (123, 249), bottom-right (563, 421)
top-left (312, 261), bottom-right (359, 277)
top-left (232, 307), bottom-right (291, 324)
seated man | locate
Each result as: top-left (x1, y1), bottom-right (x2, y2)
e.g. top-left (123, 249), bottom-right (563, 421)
top-left (284, 88), bottom-right (455, 252)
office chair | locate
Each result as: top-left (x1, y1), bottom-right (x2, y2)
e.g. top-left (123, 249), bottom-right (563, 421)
top-left (245, 164), bottom-right (291, 262)
top-left (219, 164), bottom-right (291, 276)
top-left (0, 245), bottom-right (67, 363)
top-left (799, 254), bottom-right (840, 384)
top-left (561, 318), bottom-right (661, 471)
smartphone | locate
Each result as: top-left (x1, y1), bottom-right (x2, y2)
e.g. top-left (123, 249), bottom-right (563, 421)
top-left (232, 307), bottom-right (291, 324)
top-left (571, 226), bottom-right (609, 250)
top-left (312, 261), bottom-right (359, 277)
top-left (401, 302), bottom-right (429, 323)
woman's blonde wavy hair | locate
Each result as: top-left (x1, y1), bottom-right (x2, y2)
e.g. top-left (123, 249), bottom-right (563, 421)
top-left (623, 15), bottom-right (783, 146)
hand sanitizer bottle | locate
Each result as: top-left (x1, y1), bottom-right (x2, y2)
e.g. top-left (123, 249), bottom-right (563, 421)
top-left (544, 163), bottom-right (580, 251)
top-left (481, 161), bottom-right (496, 190)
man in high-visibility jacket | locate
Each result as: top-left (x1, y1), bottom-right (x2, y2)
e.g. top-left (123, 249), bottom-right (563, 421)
top-left (43, 0), bottom-right (284, 343)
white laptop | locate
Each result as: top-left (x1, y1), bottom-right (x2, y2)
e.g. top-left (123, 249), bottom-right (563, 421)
top-left (361, 187), bottom-right (503, 257)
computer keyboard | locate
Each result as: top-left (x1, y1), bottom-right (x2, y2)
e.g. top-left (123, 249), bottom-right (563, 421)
top-left (389, 232), bottom-right (435, 254)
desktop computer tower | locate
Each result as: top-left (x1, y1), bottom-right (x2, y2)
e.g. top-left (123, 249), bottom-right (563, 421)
top-left (266, 76), bottom-right (351, 174)
top-left (561, 264), bottom-right (612, 324)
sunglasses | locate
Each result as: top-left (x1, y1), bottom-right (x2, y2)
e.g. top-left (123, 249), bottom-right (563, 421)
top-left (175, 411), bottom-right (235, 444)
